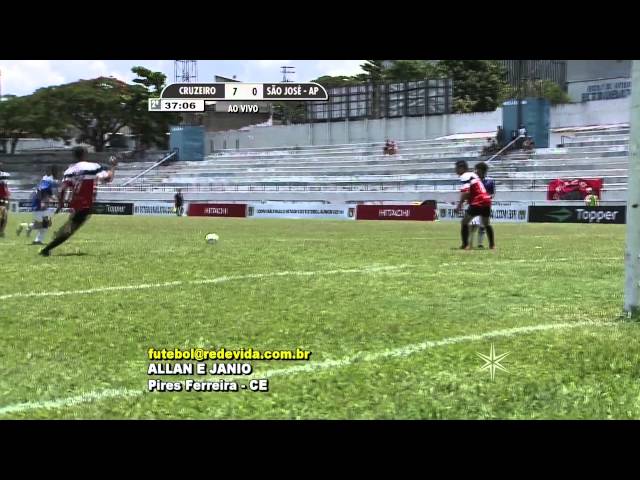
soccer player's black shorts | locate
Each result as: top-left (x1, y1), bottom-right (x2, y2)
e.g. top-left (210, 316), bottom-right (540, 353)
top-left (466, 205), bottom-right (491, 218)
top-left (70, 209), bottom-right (91, 228)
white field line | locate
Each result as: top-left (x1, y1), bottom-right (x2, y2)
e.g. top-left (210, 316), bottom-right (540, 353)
top-left (438, 256), bottom-right (622, 266)
top-left (0, 265), bottom-right (406, 301)
top-left (0, 256), bottom-right (623, 302)
top-left (0, 320), bottom-right (617, 416)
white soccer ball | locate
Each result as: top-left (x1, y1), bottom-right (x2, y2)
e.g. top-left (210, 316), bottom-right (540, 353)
top-left (205, 233), bottom-right (219, 244)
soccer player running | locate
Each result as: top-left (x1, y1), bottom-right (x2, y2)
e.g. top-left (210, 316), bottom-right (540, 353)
top-left (455, 159), bottom-right (495, 250)
top-left (39, 147), bottom-right (117, 257)
top-left (471, 162), bottom-right (495, 249)
top-left (17, 167), bottom-right (59, 244)
top-left (0, 170), bottom-right (10, 238)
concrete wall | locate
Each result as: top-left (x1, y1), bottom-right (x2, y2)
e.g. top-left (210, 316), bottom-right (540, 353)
top-left (87, 189), bottom-right (627, 205)
top-left (208, 110), bottom-right (502, 150)
top-left (550, 97), bottom-right (630, 128)
top-left (567, 60), bottom-right (631, 83)
top-left (567, 77), bottom-right (631, 103)
top-left (205, 98), bottom-right (631, 151)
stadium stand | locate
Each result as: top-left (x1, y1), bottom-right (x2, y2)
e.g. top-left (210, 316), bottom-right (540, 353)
top-left (1, 151), bottom-right (167, 191)
top-left (3, 124), bottom-right (630, 203)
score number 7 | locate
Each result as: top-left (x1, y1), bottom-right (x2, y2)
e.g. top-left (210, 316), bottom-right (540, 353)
top-left (232, 87), bottom-right (258, 96)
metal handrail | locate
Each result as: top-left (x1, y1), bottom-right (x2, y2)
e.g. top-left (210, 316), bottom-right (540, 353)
top-left (121, 151), bottom-right (176, 186)
top-left (486, 135), bottom-right (524, 163)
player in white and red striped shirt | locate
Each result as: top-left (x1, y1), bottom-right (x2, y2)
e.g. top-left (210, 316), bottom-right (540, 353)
top-left (455, 160), bottom-right (495, 250)
top-left (39, 147), bottom-right (117, 256)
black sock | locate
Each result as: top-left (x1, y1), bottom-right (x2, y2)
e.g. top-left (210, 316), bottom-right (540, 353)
top-left (461, 224), bottom-right (469, 247)
top-left (485, 225), bottom-right (495, 247)
top-left (42, 231), bottom-right (72, 253)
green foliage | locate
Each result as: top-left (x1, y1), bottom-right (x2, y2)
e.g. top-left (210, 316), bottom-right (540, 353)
top-left (35, 77), bottom-right (134, 152)
top-left (360, 60), bottom-right (386, 82)
top-left (499, 79), bottom-right (571, 105)
top-left (128, 66), bottom-right (180, 149)
top-left (311, 60), bottom-right (510, 114)
top-left (313, 61), bottom-right (437, 89)
top-left (434, 60), bottom-right (509, 113)
top-left (272, 101), bottom-right (307, 125)
top-left (383, 60), bottom-right (436, 82)
top-left (0, 96), bottom-right (31, 153)
top-left (312, 75), bottom-right (358, 89)
top-left (0, 67), bottom-right (176, 153)
top-left (0, 93), bottom-right (69, 153)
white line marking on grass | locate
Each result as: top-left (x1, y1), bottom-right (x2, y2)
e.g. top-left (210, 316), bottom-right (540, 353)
top-left (0, 265), bottom-right (407, 301)
top-left (438, 257), bottom-right (621, 267)
top-left (0, 388), bottom-right (142, 416)
top-left (0, 320), bottom-right (616, 416)
top-left (239, 321), bottom-right (617, 381)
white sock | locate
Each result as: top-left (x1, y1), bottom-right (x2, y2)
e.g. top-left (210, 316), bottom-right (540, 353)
top-left (35, 229), bottom-right (46, 243)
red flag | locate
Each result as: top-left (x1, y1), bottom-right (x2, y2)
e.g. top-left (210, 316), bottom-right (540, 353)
top-left (547, 178), bottom-right (603, 200)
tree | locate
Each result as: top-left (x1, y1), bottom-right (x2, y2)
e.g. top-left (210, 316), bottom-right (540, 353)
top-left (0, 68), bottom-right (178, 154)
top-left (538, 80), bottom-right (571, 104)
top-left (127, 66), bottom-right (180, 150)
top-left (37, 77), bottom-right (132, 152)
top-left (358, 60), bottom-right (386, 83)
top-left (383, 60), bottom-right (436, 82)
top-left (0, 95), bottom-right (19, 153)
top-left (433, 60), bottom-right (509, 113)
top-left (312, 75), bottom-right (358, 89)
top-left (0, 94), bottom-right (67, 154)
top-left (272, 101), bottom-right (307, 125)
top-left (499, 79), bottom-right (571, 105)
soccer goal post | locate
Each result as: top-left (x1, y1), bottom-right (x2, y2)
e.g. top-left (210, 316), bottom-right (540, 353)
top-left (625, 60), bottom-right (640, 318)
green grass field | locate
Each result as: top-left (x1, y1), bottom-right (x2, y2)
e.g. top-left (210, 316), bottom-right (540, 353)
top-left (1, 212), bottom-right (637, 419)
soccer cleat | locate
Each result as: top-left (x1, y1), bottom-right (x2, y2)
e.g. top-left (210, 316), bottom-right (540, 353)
top-left (489, 245), bottom-right (496, 250)
top-left (39, 248), bottom-right (50, 257)
top-left (32, 240), bottom-right (44, 245)
top-left (477, 244), bottom-right (485, 249)
top-left (459, 245), bottom-right (471, 250)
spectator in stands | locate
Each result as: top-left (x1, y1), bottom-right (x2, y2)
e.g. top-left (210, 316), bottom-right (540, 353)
top-left (509, 130), bottom-right (518, 151)
top-left (496, 126), bottom-right (505, 148)
top-left (482, 138), bottom-right (499, 156)
top-left (482, 138), bottom-right (492, 156)
top-left (517, 124), bottom-right (528, 149)
top-left (384, 139), bottom-right (392, 155)
top-left (518, 124), bottom-right (528, 138)
top-left (174, 189), bottom-right (184, 217)
top-left (390, 140), bottom-right (398, 155)
top-left (584, 187), bottom-right (600, 207)
top-left (522, 137), bottom-right (535, 151)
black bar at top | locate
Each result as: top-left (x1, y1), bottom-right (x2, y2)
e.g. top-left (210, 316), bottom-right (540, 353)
top-left (162, 83), bottom-right (225, 99)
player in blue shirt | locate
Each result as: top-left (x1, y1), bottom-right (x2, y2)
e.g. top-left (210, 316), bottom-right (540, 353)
top-left (16, 168), bottom-right (58, 244)
top-left (471, 162), bottom-right (495, 248)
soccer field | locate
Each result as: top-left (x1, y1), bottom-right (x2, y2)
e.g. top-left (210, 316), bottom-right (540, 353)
top-left (1, 213), bottom-right (638, 419)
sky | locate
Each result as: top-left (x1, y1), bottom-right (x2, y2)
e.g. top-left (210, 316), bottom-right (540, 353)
top-left (0, 60), bottom-right (367, 96)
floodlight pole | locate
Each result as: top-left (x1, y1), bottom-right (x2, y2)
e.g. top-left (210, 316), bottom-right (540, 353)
top-left (624, 60), bottom-right (640, 318)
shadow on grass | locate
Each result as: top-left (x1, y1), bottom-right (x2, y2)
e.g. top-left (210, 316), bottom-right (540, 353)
top-left (55, 252), bottom-right (90, 257)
